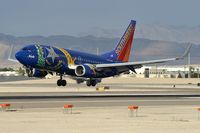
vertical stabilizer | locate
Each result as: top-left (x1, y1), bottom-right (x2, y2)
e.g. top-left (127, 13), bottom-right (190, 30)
top-left (101, 20), bottom-right (136, 62)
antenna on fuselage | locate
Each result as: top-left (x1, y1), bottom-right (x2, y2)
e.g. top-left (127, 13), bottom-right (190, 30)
top-left (96, 48), bottom-right (99, 55)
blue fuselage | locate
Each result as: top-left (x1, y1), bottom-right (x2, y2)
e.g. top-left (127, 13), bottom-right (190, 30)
top-left (15, 44), bottom-right (121, 78)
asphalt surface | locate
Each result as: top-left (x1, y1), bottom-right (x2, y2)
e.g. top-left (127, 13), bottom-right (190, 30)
top-left (1, 91), bottom-right (200, 99)
top-left (0, 97), bottom-right (200, 108)
top-left (0, 76), bottom-right (35, 82)
top-left (1, 80), bottom-right (200, 108)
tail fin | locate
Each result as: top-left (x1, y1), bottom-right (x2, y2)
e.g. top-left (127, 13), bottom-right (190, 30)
top-left (101, 20), bottom-right (136, 62)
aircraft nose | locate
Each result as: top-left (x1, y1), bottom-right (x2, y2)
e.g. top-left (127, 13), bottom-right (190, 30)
top-left (15, 50), bottom-right (27, 65)
top-left (15, 51), bottom-right (23, 62)
top-left (15, 50), bottom-right (38, 67)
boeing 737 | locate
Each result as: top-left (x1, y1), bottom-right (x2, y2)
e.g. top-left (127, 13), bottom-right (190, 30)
top-left (13, 20), bottom-right (191, 86)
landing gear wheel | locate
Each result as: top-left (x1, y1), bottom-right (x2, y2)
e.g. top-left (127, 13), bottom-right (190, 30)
top-left (57, 80), bottom-right (67, 86)
top-left (57, 74), bottom-right (67, 86)
top-left (61, 80), bottom-right (67, 86)
top-left (86, 80), bottom-right (97, 87)
top-left (91, 80), bottom-right (97, 86)
top-left (86, 81), bottom-right (91, 86)
top-left (57, 79), bottom-right (62, 86)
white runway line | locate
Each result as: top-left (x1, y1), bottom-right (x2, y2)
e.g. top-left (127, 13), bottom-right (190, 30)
top-left (1, 99), bottom-right (200, 104)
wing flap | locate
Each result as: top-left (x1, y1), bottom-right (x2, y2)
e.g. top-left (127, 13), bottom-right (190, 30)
top-left (96, 58), bottom-right (177, 69)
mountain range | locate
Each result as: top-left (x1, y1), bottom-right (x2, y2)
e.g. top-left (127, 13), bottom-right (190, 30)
top-left (0, 24), bottom-right (200, 67)
top-left (0, 33), bottom-right (199, 67)
top-left (79, 24), bottom-right (200, 44)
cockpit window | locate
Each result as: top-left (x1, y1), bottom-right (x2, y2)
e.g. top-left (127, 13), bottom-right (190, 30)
top-left (21, 45), bottom-right (36, 52)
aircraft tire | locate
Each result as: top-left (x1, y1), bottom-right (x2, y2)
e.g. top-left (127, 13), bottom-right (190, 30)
top-left (62, 80), bottom-right (67, 86)
top-left (86, 81), bottom-right (91, 86)
top-left (57, 80), bottom-right (62, 86)
top-left (91, 80), bottom-right (96, 86)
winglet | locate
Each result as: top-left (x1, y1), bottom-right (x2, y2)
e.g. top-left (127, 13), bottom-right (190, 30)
top-left (8, 45), bottom-right (18, 63)
top-left (176, 43), bottom-right (192, 60)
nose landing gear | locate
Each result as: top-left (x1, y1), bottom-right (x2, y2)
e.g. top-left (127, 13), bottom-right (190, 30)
top-left (57, 79), bottom-right (67, 86)
top-left (57, 74), bottom-right (67, 86)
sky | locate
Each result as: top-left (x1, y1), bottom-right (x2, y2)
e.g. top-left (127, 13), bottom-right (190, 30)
top-left (0, 0), bottom-right (199, 36)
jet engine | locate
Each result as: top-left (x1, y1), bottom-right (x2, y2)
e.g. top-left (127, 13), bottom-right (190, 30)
top-left (26, 68), bottom-right (48, 78)
top-left (75, 64), bottom-right (97, 77)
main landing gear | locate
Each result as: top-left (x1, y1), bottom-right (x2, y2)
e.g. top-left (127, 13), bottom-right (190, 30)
top-left (57, 74), bottom-right (67, 86)
top-left (86, 79), bottom-right (97, 87)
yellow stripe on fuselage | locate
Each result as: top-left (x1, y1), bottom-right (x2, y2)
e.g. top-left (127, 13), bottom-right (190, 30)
top-left (88, 64), bottom-right (96, 75)
top-left (55, 47), bottom-right (75, 65)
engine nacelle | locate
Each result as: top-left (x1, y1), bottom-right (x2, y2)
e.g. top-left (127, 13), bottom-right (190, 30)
top-left (26, 68), bottom-right (48, 78)
top-left (75, 64), bottom-right (97, 77)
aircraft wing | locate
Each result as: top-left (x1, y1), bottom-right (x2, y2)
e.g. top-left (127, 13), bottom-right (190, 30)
top-left (95, 44), bottom-right (192, 71)
top-left (96, 57), bottom-right (178, 68)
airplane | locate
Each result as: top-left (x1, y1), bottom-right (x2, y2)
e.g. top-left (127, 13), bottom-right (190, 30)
top-left (13, 20), bottom-right (191, 87)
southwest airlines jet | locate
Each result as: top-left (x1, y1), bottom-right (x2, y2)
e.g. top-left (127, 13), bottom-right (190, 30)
top-left (13, 20), bottom-right (191, 87)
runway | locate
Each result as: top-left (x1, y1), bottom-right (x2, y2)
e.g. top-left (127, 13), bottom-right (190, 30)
top-left (1, 77), bottom-right (200, 108)
top-left (1, 95), bottom-right (200, 108)
top-left (1, 78), bottom-right (200, 133)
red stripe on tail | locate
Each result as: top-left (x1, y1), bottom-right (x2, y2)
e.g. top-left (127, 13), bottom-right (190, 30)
top-left (117, 24), bottom-right (135, 62)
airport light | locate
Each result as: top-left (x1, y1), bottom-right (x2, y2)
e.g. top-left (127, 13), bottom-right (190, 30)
top-left (63, 104), bottom-right (74, 114)
top-left (197, 108), bottom-right (200, 120)
top-left (128, 105), bottom-right (139, 117)
top-left (0, 103), bottom-right (11, 111)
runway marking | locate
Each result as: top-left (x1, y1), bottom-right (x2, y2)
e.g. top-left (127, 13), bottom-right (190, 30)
top-left (1, 99), bottom-right (200, 104)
